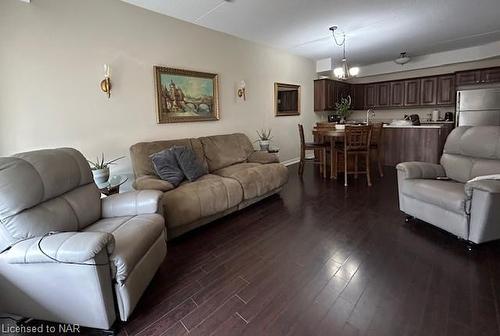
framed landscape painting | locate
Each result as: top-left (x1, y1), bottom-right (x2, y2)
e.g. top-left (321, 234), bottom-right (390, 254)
top-left (154, 66), bottom-right (220, 123)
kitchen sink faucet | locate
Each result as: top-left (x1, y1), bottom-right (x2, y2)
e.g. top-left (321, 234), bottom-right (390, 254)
top-left (366, 109), bottom-right (375, 124)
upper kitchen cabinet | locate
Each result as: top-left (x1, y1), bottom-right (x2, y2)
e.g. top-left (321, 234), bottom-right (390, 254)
top-left (335, 81), bottom-right (351, 103)
top-left (375, 83), bottom-right (391, 107)
top-left (314, 79), bottom-right (335, 111)
top-left (404, 79), bottom-right (421, 106)
top-left (456, 70), bottom-right (482, 86)
top-left (314, 79), bottom-right (352, 111)
top-left (436, 75), bottom-right (455, 105)
top-left (420, 77), bottom-right (438, 105)
top-left (480, 68), bottom-right (500, 84)
top-left (351, 84), bottom-right (365, 110)
top-left (365, 84), bottom-right (377, 108)
top-left (390, 81), bottom-right (404, 107)
top-left (456, 67), bottom-right (500, 87)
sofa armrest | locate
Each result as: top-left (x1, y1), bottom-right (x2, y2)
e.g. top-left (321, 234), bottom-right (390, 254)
top-left (4, 232), bottom-right (114, 264)
top-left (102, 190), bottom-right (163, 218)
top-left (133, 175), bottom-right (174, 192)
top-left (396, 162), bottom-right (446, 179)
top-left (465, 179), bottom-right (500, 198)
top-left (247, 151), bottom-right (279, 164)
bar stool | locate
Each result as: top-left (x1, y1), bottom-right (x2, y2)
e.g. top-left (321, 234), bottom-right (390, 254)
top-left (332, 125), bottom-right (373, 186)
top-left (298, 124), bottom-right (328, 178)
top-left (370, 122), bottom-right (384, 177)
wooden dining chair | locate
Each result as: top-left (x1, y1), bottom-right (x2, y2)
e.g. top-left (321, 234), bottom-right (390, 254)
top-left (332, 125), bottom-right (373, 187)
top-left (370, 122), bottom-right (384, 177)
top-left (298, 124), bottom-right (328, 178)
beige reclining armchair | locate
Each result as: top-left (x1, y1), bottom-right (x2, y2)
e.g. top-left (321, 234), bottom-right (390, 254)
top-left (0, 148), bottom-right (166, 330)
top-left (397, 126), bottom-right (500, 244)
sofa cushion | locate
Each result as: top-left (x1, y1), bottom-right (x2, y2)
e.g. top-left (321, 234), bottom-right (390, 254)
top-left (171, 146), bottom-right (208, 182)
top-left (161, 174), bottom-right (243, 228)
top-left (130, 138), bottom-right (207, 178)
top-left (200, 133), bottom-right (255, 172)
top-left (150, 148), bottom-right (184, 187)
top-left (247, 151), bottom-right (279, 164)
top-left (83, 213), bottom-right (164, 284)
top-left (401, 179), bottom-right (466, 214)
top-left (213, 163), bottom-right (288, 200)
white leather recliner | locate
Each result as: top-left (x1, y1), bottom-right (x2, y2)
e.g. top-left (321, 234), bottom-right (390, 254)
top-left (397, 126), bottom-right (500, 244)
top-left (0, 148), bottom-right (167, 330)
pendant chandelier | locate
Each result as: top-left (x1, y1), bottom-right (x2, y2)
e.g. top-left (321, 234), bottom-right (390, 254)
top-left (329, 26), bottom-right (359, 80)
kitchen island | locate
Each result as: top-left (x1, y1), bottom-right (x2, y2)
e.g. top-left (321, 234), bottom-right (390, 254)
top-left (314, 122), bottom-right (454, 166)
top-left (382, 123), bottom-right (453, 166)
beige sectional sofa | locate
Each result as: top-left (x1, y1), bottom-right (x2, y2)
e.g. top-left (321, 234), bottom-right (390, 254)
top-left (130, 133), bottom-right (289, 239)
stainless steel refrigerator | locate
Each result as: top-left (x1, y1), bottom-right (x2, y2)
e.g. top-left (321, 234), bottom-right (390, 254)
top-left (456, 87), bottom-right (500, 126)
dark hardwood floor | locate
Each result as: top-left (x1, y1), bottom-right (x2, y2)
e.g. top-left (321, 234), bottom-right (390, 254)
top-left (6, 164), bottom-right (500, 335)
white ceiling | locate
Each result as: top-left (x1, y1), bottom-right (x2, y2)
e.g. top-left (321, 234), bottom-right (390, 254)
top-left (121, 0), bottom-right (500, 66)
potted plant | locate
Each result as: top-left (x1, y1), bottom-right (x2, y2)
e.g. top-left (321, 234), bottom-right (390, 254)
top-left (256, 129), bottom-right (273, 151)
top-left (335, 95), bottom-right (352, 124)
top-left (87, 153), bottom-right (125, 187)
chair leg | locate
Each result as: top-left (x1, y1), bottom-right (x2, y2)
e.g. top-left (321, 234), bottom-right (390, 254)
top-left (298, 149), bottom-right (305, 176)
top-left (377, 149), bottom-right (384, 177)
top-left (333, 150), bottom-right (337, 180)
top-left (366, 153), bottom-right (372, 186)
top-left (354, 154), bottom-right (358, 179)
top-left (319, 150), bottom-right (323, 175)
top-left (330, 142), bottom-right (335, 179)
top-left (323, 148), bottom-right (327, 179)
top-left (344, 151), bottom-right (348, 187)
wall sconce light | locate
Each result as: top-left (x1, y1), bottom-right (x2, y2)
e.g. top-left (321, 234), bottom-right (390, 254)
top-left (237, 80), bottom-right (246, 102)
top-left (100, 64), bottom-right (111, 98)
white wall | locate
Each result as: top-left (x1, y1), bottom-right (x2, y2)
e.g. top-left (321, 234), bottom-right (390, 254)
top-left (0, 0), bottom-right (319, 176)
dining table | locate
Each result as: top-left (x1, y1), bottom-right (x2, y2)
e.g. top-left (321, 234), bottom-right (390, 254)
top-left (312, 128), bottom-right (346, 179)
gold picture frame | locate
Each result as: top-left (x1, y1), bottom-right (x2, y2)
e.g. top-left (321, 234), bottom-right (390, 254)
top-left (154, 66), bottom-right (220, 123)
top-left (274, 82), bottom-right (301, 116)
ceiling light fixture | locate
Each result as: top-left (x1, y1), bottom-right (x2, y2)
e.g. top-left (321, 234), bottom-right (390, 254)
top-left (394, 52), bottom-right (411, 65)
top-left (329, 26), bottom-right (359, 80)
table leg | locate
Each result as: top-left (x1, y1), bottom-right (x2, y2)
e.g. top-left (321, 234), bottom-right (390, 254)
top-left (330, 139), bottom-right (335, 179)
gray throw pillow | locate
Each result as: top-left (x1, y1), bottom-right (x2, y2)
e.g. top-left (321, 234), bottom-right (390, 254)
top-left (150, 148), bottom-right (185, 187)
top-left (171, 146), bottom-right (208, 182)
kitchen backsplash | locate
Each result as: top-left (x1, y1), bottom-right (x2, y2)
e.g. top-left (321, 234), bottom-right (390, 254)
top-left (347, 107), bottom-right (455, 123)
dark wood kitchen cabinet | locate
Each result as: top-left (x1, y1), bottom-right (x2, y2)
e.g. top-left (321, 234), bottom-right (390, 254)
top-left (404, 79), bottom-right (421, 106)
top-left (314, 66), bottom-right (500, 112)
top-left (314, 79), bottom-right (335, 111)
top-left (437, 75), bottom-right (455, 105)
top-left (420, 77), bottom-right (438, 105)
top-left (390, 81), bottom-right (404, 107)
top-left (314, 79), bottom-right (353, 111)
top-left (351, 84), bottom-right (365, 110)
top-left (456, 68), bottom-right (500, 86)
top-left (335, 81), bottom-right (351, 103)
top-left (456, 70), bottom-right (481, 86)
top-left (375, 83), bottom-right (390, 107)
top-left (365, 84), bottom-right (377, 108)
top-left (480, 68), bottom-right (500, 84)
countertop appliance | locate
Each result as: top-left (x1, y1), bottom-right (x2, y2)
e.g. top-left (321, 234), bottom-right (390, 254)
top-left (328, 114), bottom-right (341, 123)
top-left (405, 114), bottom-right (421, 126)
top-left (444, 112), bottom-right (454, 121)
top-left (456, 87), bottom-right (500, 126)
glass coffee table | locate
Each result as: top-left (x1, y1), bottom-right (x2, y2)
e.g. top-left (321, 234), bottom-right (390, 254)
top-left (99, 175), bottom-right (128, 196)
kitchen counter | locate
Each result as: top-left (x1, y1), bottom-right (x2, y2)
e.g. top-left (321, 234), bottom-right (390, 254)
top-left (421, 120), bottom-right (455, 124)
top-left (383, 124), bottom-right (443, 129)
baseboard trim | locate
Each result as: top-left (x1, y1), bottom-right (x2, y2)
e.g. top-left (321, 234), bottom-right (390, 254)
top-left (281, 155), bottom-right (314, 167)
top-left (281, 157), bottom-right (300, 166)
